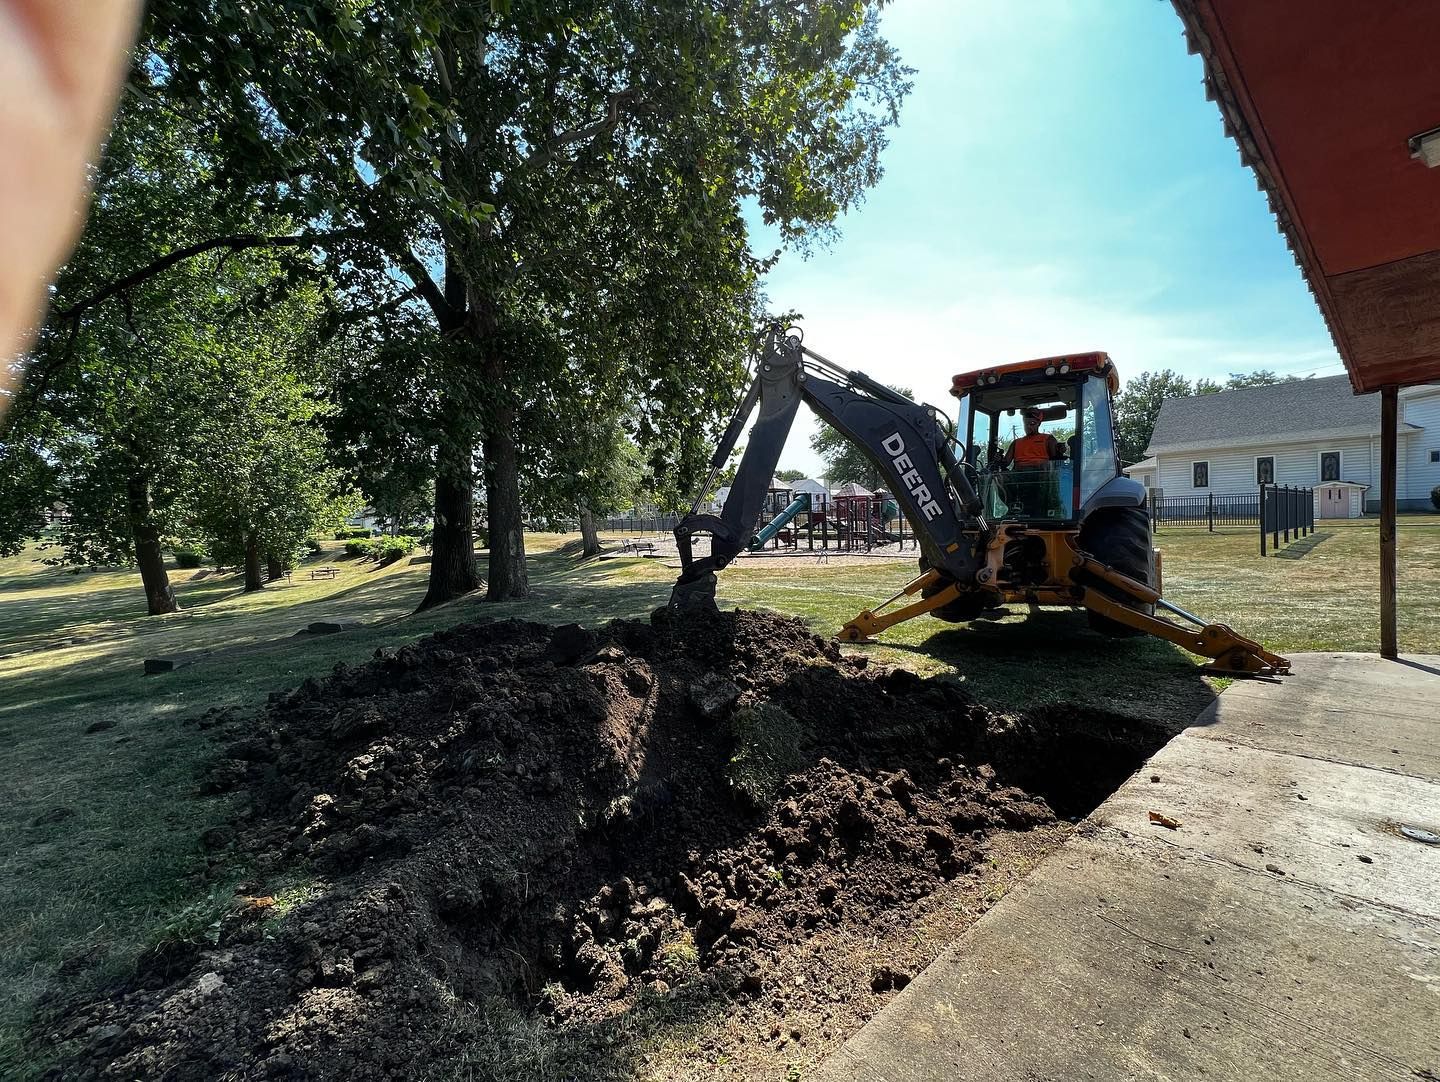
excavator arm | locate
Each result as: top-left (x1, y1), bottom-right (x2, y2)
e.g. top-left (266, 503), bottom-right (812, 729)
top-left (670, 325), bottom-right (988, 609)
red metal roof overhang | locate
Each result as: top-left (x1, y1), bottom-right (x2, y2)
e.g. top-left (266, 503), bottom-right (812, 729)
top-left (1173, 0), bottom-right (1440, 393)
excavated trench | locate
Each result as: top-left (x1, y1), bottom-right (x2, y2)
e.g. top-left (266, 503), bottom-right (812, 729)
top-left (41, 609), bottom-right (1171, 1081)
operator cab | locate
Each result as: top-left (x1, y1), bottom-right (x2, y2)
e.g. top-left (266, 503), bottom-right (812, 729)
top-left (950, 352), bottom-right (1122, 525)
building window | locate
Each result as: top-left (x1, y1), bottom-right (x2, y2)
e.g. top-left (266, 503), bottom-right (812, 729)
top-left (1256, 456), bottom-right (1275, 484)
top-left (1431, 449), bottom-right (1439, 463)
top-left (1192, 461), bottom-right (1209, 488)
top-left (1320, 451), bottom-right (1341, 482)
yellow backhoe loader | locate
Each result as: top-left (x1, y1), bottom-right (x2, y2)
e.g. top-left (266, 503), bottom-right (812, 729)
top-left (669, 324), bottom-right (1289, 677)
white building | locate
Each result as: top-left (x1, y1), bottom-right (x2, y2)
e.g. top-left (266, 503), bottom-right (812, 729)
top-left (1141, 376), bottom-right (1440, 517)
top-left (788, 477), bottom-right (830, 510)
top-left (1124, 457), bottom-right (1158, 490)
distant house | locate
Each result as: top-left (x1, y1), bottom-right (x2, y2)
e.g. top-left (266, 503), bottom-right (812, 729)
top-left (1123, 457), bottom-right (1158, 490)
top-left (788, 477), bottom-right (830, 510)
top-left (1142, 375), bottom-right (1440, 516)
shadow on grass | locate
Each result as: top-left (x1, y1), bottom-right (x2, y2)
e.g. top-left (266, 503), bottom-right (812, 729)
top-left (0, 576), bottom-right (245, 655)
top-left (1271, 530), bottom-right (1333, 560)
top-left (0, 558), bottom-right (664, 727)
top-left (886, 609), bottom-right (1218, 728)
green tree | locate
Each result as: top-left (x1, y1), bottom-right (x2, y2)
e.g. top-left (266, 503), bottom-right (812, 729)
top-left (327, 309), bottom-right (444, 538)
top-left (7, 97), bottom-right (350, 612)
top-left (183, 282), bottom-right (359, 591)
top-left (1115, 368), bottom-right (1301, 464)
top-left (775, 468), bottom-right (808, 483)
top-left (0, 420), bottom-right (59, 558)
top-left (810, 384), bottom-right (912, 488)
top-left (546, 425), bottom-right (647, 557)
top-left (135, 0), bottom-right (912, 609)
top-left (1112, 370), bottom-right (1195, 466)
top-left (188, 372), bottom-right (358, 591)
top-left (1223, 369), bottom-right (1298, 390)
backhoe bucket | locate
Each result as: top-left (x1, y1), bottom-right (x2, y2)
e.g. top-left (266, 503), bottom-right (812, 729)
top-left (669, 571), bottom-right (719, 614)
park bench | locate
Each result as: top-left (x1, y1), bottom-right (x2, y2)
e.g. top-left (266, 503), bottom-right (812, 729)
top-left (308, 566), bottom-right (339, 580)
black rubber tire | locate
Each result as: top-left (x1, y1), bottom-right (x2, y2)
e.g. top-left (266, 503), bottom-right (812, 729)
top-left (917, 556), bottom-right (989, 623)
top-left (1076, 506), bottom-right (1156, 637)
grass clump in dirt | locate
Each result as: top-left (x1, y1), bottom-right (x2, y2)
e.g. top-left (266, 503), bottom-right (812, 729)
top-left (726, 703), bottom-right (811, 811)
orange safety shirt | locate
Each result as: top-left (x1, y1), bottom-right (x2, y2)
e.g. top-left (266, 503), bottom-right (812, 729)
top-left (1010, 433), bottom-right (1058, 466)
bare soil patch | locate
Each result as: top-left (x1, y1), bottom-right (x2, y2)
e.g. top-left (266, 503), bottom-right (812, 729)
top-left (38, 608), bottom-right (1167, 1080)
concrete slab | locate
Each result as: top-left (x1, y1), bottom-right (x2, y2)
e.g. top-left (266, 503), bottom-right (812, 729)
top-left (818, 654), bottom-right (1440, 1082)
top-left (1102, 740), bottom-right (1440, 919)
top-left (1191, 653), bottom-right (1440, 780)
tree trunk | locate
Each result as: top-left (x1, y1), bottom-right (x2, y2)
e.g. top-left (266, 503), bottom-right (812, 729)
top-left (579, 503), bottom-right (600, 558)
top-left (243, 533), bottom-right (263, 592)
top-left (419, 406), bottom-right (481, 610)
top-left (266, 551), bottom-right (283, 581)
top-left (126, 474), bottom-right (179, 615)
top-left (484, 401), bottom-right (529, 600)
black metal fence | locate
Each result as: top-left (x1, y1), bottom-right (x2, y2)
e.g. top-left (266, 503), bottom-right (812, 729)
top-left (1151, 492), bottom-right (1260, 530)
top-left (602, 513), bottom-right (680, 534)
top-left (1260, 484), bottom-right (1315, 555)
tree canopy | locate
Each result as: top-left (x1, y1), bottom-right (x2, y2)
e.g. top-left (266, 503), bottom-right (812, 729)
top-left (4, 2), bottom-right (914, 618)
top-left (3, 96), bottom-right (356, 611)
top-left (134, 0), bottom-right (912, 606)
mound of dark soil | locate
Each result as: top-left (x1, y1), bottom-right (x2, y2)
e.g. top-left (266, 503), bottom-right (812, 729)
top-left (39, 608), bottom-right (1164, 1080)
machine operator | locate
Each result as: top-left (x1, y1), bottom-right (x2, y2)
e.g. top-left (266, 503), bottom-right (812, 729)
top-left (1001, 407), bottom-right (1065, 469)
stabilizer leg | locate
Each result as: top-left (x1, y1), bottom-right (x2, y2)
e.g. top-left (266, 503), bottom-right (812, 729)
top-left (1072, 555), bottom-right (1290, 677)
top-left (837, 570), bottom-right (964, 642)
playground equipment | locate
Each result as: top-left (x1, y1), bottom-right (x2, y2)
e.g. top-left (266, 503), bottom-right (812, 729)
top-left (743, 486), bottom-right (916, 554)
top-left (668, 324), bottom-right (1289, 677)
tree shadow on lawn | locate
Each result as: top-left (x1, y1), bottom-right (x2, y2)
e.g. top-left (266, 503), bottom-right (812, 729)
top-left (0, 576), bottom-right (244, 655)
top-left (0, 564), bottom-right (661, 729)
top-left (453, 578), bottom-right (674, 628)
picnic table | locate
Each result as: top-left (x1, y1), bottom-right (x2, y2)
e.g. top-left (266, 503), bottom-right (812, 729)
top-left (308, 566), bottom-right (339, 580)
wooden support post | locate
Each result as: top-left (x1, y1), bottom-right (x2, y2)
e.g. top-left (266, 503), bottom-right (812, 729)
top-left (1380, 385), bottom-right (1398, 659)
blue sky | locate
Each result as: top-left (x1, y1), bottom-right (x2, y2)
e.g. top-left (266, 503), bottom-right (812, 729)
top-left (754, 0), bottom-right (1342, 477)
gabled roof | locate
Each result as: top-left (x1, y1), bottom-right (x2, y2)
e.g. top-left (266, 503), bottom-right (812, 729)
top-left (1125, 457), bottom-right (1158, 473)
top-left (1147, 375), bottom-right (1384, 453)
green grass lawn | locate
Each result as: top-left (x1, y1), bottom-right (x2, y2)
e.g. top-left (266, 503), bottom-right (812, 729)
top-left (1, 519), bottom-right (1436, 1075)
